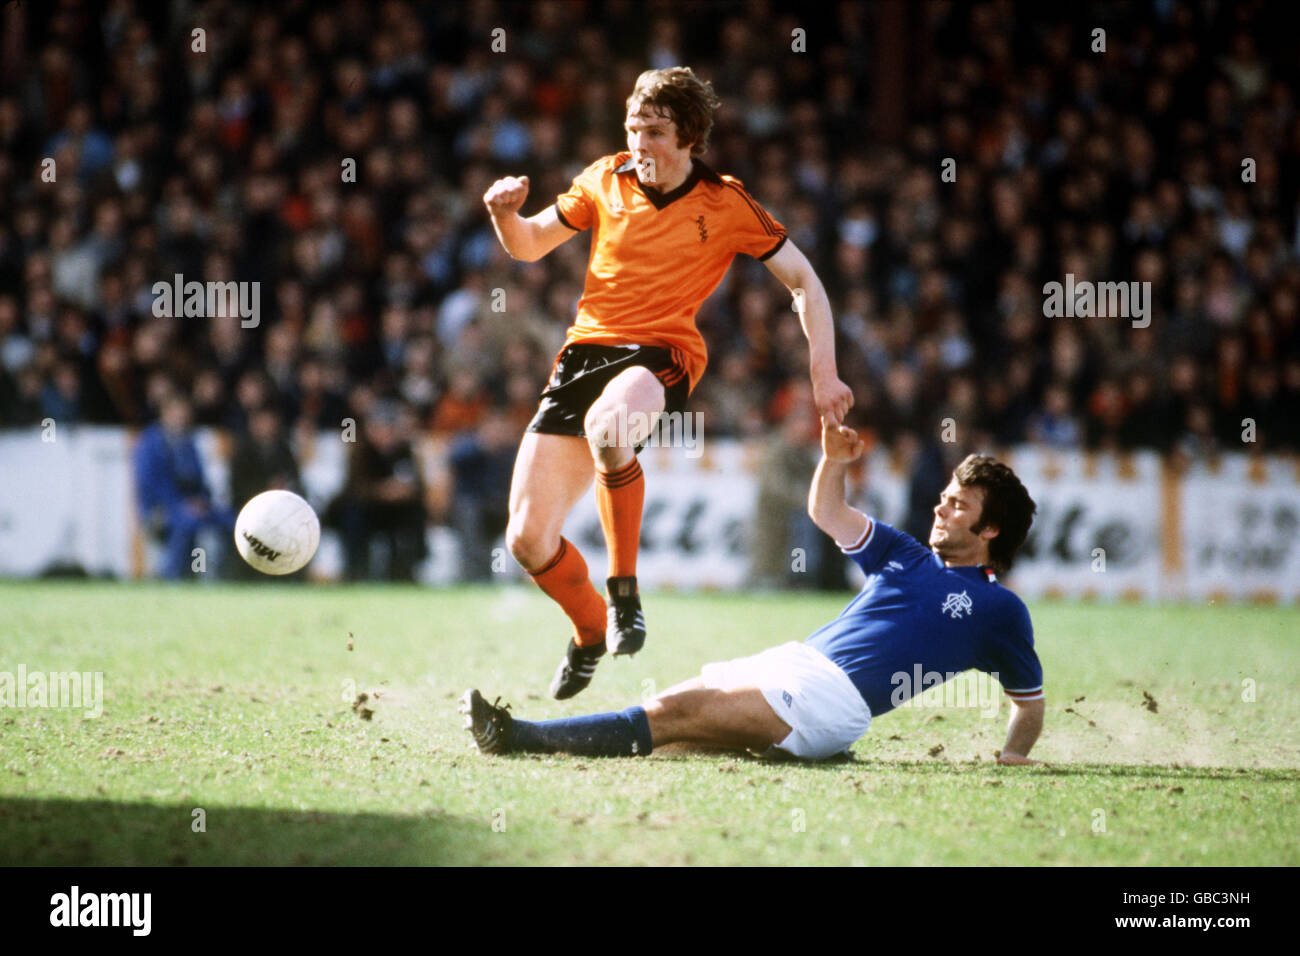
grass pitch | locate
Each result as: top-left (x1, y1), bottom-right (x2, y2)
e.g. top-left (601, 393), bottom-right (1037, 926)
top-left (2, 580), bottom-right (1297, 865)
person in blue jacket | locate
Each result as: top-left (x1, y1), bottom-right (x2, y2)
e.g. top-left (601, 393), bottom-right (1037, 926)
top-left (134, 391), bottom-right (235, 579)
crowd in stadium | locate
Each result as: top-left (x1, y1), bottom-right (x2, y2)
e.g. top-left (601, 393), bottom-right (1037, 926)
top-left (1, 0), bottom-right (1297, 579)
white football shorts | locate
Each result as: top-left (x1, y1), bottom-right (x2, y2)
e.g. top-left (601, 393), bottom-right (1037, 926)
top-left (699, 641), bottom-right (872, 760)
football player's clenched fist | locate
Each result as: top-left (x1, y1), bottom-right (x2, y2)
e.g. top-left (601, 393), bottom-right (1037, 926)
top-left (483, 175), bottom-right (530, 218)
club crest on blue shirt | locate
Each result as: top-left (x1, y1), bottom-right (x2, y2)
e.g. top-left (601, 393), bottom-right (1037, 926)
top-left (941, 591), bottom-right (973, 619)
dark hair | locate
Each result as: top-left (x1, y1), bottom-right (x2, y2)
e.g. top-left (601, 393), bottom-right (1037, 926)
top-left (625, 67), bottom-right (721, 156)
top-left (953, 454), bottom-right (1036, 573)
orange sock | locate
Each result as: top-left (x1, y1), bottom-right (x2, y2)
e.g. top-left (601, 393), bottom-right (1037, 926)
top-left (529, 538), bottom-right (607, 647)
top-left (596, 457), bottom-right (644, 579)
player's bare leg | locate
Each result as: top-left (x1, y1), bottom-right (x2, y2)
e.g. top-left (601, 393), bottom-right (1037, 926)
top-left (655, 675), bottom-right (705, 696)
top-left (460, 684), bottom-right (792, 757)
top-left (505, 431), bottom-right (594, 570)
top-left (642, 687), bottom-right (792, 751)
top-left (504, 432), bottom-right (609, 698)
top-left (584, 366), bottom-right (665, 655)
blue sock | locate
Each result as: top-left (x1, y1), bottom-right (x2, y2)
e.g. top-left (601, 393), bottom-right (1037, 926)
top-left (510, 706), bottom-right (653, 757)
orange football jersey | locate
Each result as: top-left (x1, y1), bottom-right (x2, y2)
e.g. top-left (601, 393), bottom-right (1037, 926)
top-left (553, 151), bottom-right (787, 391)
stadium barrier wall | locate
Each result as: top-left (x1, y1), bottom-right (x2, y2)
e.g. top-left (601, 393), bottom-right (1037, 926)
top-left (0, 428), bottom-right (1296, 602)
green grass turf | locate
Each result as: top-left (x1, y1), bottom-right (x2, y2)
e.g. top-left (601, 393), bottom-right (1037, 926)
top-left (1, 580), bottom-right (1297, 865)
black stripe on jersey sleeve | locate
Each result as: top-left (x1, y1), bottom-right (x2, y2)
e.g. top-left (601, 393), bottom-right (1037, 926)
top-left (723, 181), bottom-right (781, 236)
top-left (553, 205), bottom-right (581, 231)
top-left (758, 235), bottom-right (787, 261)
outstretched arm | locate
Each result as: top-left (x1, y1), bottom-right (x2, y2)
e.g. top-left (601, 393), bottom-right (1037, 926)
top-left (483, 175), bottom-right (577, 262)
top-left (762, 240), bottom-right (853, 424)
top-left (808, 420), bottom-right (870, 548)
top-left (997, 697), bottom-right (1045, 764)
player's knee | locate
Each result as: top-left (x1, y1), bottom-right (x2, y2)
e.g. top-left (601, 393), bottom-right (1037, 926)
top-left (588, 406), bottom-right (645, 470)
top-left (504, 517), bottom-right (554, 570)
top-left (583, 404), bottom-right (617, 449)
top-left (503, 522), bottom-right (535, 565)
top-left (645, 690), bottom-right (697, 725)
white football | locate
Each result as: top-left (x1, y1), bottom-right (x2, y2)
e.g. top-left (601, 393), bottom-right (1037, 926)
top-left (234, 490), bottom-right (320, 575)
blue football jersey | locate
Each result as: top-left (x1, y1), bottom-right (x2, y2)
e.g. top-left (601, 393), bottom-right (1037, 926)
top-left (805, 520), bottom-right (1044, 718)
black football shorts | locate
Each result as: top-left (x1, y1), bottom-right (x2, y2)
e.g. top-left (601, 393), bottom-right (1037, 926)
top-left (527, 343), bottom-right (690, 439)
